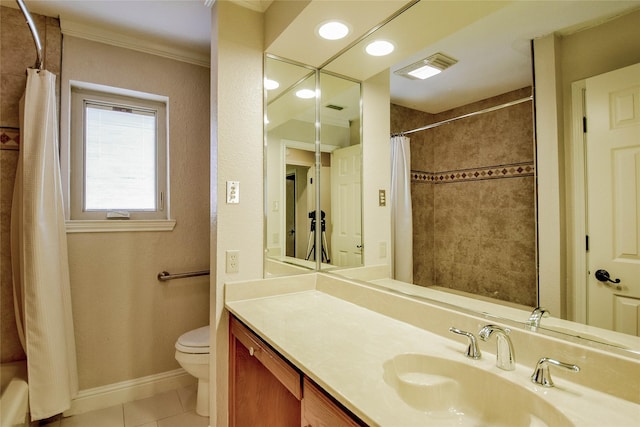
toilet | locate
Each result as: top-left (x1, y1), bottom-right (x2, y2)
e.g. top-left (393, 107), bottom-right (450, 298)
top-left (174, 325), bottom-right (209, 416)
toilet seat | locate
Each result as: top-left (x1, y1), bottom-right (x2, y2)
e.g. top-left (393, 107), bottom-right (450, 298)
top-left (175, 325), bottom-right (209, 354)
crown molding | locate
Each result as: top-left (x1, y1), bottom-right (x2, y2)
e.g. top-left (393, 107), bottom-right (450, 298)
top-left (60, 20), bottom-right (210, 68)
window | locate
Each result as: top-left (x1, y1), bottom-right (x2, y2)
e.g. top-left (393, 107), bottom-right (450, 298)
top-left (70, 86), bottom-right (168, 222)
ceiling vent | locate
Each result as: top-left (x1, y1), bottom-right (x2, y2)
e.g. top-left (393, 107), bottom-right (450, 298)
top-left (394, 52), bottom-right (458, 80)
top-left (325, 104), bottom-right (345, 111)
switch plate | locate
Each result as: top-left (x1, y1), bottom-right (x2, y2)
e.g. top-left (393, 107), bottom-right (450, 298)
top-left (378, 189), bottom-right (386, 206)
top-left (226, 181), bottom-right (240, 204)
top-left (226, 250), bottom-right (239, 273)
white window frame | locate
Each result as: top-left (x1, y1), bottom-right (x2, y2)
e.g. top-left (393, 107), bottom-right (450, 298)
top-left (68, 84), bottom-right (173, 231)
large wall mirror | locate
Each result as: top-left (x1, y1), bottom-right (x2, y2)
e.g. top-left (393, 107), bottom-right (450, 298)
top-left (264, 0), bottom-right (640, 357)
top-left (264, 55), bottom-right (363, 275)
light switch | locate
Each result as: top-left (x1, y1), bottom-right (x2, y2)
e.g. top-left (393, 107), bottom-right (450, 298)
top-left (226, 181), bottom-right (239, 204)
top-left (379, 189), bottom-right (386, 206)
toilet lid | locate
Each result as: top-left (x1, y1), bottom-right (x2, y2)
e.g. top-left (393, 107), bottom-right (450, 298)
top-left (176, 325), bottom-right (209, 354)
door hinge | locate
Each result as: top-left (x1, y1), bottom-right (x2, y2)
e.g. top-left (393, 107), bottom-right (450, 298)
top-left (582, 116), bottom-right (587, 133)
top-left (586, 235), bottom-right (589, 252)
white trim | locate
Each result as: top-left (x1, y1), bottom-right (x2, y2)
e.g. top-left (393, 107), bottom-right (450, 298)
top-left (63, 368), bottom-right (195, 416)
top-left (61, 20), bottom-right (210, 68)
top-left (282, 139), bottom-right (339, 153)
top-left (322, 116), bottom-right (351, 128)
top-left (66, 219), bottom-right (176, 233)
top-left (570, 80), bottom-right (588, 323)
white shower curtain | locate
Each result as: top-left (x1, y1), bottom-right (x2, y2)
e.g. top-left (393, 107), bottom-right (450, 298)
top-left (390, 135), bottom-right (413, 283)
top-left (11, 69), bottom-right (78, 420)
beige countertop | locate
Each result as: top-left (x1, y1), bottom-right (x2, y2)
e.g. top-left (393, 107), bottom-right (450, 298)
top-left (225, 274), bottom-right (640, 426)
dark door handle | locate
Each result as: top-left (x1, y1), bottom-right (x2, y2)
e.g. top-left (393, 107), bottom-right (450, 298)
top-left (595, 269), bottom-right (621, 284)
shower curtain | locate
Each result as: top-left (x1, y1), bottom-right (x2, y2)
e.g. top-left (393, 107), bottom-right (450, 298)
top-left (11, 69), bottom-right (78, 420)
top-left (390, 135), bottom-right (413, 283)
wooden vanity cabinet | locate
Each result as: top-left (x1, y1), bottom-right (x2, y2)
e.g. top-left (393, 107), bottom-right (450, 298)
top-left (229, 317), bottom-right (302, 427)
top-left (229, 316), bottom-right (365, 427)
top-left (301, 377), bottom-right (363, 427)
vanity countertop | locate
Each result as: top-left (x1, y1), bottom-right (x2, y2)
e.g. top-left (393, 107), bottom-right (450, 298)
top-left (225, 274), bottom-right (640, 426)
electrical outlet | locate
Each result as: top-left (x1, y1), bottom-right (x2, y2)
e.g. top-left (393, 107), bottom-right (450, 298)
top-left (226, 250), bottom-right (240, 273)
top-left (379, 241), bottom-right (387, 258)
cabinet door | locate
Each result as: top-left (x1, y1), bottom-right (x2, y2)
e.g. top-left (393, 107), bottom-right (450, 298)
top-left (302, 378), bottom-right (363, 427)
top-left (230, 317), bottom-right (302, 427)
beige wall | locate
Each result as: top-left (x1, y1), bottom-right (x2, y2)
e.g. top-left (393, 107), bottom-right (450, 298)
top-left (536, 8), bottom-right (640, 319)
top-left (210, 2), bottom-right (264, 425)
top-left (392, 88), bottom-right (536, 306)
top-left (362, 70), bottom-right (392, 267)
top-left (1, 6), bottom-right (61, 363)
top-left (57, 36), bottom-right (210, 389)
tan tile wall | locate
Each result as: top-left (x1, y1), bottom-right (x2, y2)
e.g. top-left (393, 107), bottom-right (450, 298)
top-left (390, 87), bottom-right (536, 306)
top-left (0, 6), bottom-right (61, 363)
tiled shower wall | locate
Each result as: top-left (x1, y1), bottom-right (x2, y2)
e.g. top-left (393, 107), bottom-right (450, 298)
top-left (0, 6), bottom-right (61, 362)
top-left (391, 87), bottom-right (537, 306)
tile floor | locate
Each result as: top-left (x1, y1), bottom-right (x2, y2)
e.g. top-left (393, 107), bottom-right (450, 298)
top-left (36, 385), bottom-right (209, 427)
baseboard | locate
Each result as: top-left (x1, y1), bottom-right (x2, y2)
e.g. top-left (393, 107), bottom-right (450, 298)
top-left (63, 368), bottom-right (196, 416)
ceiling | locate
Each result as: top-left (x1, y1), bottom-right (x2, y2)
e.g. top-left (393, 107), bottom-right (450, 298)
top-left (4, 0), bottom-right (640, 113)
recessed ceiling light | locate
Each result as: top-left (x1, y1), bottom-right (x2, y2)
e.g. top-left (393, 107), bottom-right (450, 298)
top-left (395, 52), bottom-right (458, 80)
top-left (318, 21), bottom-right (350, 40)
top-left (407, 65), bottom-right (441, 80)
top-left (296, 89), bottom-right (316, 99)
top-left (264, 78), bottom-right (279, 90)
top-left (365, 40), bottom-right (394, 57)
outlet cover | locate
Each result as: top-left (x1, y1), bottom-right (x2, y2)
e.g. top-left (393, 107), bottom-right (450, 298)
top-left (226, 250), bottom-right (239, 273)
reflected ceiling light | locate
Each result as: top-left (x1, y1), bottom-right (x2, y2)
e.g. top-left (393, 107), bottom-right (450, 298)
top-left (365, 40), bottom-right (394, 56)
top-left (296, 89), bottom-right (316, 99)
top-left (318, 21), bottom-right (350, 40)
top-left (395, 52), bottom-right (458, 80)
top-left (264, 78), bottom-right (279, 90)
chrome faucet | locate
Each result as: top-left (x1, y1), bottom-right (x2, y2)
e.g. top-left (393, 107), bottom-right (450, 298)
top-left (527, 307), bottom-right (550, 331)
top-left (478, 324), bottom-right (515, 371)
top-left (449, 327), bottom-right (481, 359)
top-left (531, 357), bottom-right (580, 387)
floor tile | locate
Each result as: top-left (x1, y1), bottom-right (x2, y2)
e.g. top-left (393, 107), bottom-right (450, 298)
top-left (157, 411), bottom-right (208, 427)
top-left (60, 405), bottom-right (123, 427)
top-left (175, 385), bottom-right (198, 412)
top-left (123, 391), bottom-right (183, 427)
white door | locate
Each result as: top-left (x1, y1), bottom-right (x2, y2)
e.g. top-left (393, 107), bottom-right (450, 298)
top-left (331, 145), bottom-right (362, 266)
top-left (586, 62), bottom-right (640, 335)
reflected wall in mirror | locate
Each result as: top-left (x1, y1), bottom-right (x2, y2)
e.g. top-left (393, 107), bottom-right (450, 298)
top-left (391, 87), bottom-right (536, 308)
top-left (264, 56), bottom-right (363, 275)
top-left (318, 0), bottom-right (640, 354)
top-left (264, 0), bottom-right (640, 356)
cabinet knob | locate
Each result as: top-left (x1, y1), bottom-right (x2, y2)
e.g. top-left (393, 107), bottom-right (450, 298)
top-left (249, 346), bottom-right (255, 356)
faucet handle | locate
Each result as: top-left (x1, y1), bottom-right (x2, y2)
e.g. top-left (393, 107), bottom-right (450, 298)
top-left (527, 307), bottom-right (550, 331)
top-left (449, 327), bottom-right (481, 359)
top-left (531, 357), bottom-right (580, 387)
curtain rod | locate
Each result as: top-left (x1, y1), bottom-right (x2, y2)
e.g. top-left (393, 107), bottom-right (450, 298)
top-left (16, 0), bottom-right (43, 70)
top-left (394, 95), bottom-right (533, 136)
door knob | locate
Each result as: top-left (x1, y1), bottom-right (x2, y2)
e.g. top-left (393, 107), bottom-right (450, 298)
top-left (595, 269), bottom-right (620, 284)
top-left (595, 269), bottom-right (622, 290)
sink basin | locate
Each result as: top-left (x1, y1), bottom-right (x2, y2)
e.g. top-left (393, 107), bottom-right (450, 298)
top-left (385, 353), bottom-right (574, 426)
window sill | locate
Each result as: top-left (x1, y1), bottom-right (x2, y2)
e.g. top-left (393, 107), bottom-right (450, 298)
top-left (66, 219), bottom-right (176, 233)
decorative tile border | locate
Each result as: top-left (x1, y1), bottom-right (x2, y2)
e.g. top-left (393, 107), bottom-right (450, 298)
top-left (0, 127), bottom-right (20, 150)
top-left (412, 161), bottom-right (535, 184)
